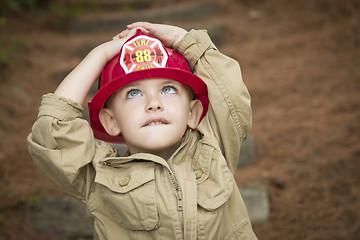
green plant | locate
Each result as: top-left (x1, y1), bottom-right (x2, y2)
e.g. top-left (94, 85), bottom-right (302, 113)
top-left (47, 3), bottom-right (85, 30)
top-left (0, 212), bottom-right (4, 222)
top-left (0, 33), bottom-right (28, 66)
top-left (0, 17), bottom-right (5, 26)
top-left (0, 0), bottom-right (47, 16)
top-left (122, 3), bottom-right (133, 12)
top-left (22, 195), bottom-right (43, 206)
top-left (1, 186), bottom-right (12, 198)
top-left (0, 1), bottom-right (100, 66)
top-left (45, 1), bottom-right (102, 30)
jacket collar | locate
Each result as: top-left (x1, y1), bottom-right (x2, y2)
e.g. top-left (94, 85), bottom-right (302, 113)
top-left (100, 129), bottom-right (201, 170)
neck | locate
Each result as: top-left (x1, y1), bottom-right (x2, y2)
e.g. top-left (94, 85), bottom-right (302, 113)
top-left (127, 141), bottom-right (181, 161)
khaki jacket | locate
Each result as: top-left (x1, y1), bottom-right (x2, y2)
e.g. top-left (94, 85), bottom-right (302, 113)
top-left (28, 30), bottom-right (257, 240)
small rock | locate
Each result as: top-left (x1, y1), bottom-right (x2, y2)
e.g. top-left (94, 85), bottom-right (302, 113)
top-left (248, 10), bottom-right (262, 20)
top-left (239, 185), bottom-right (270, 226)
top-left (27, 197), bottom-right (94, 239)
top-left (238, 134), bottom-right (257, 168)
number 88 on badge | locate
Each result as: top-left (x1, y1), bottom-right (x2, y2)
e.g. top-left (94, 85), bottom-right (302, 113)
top-left (120, 35), bottom-right (168, 73)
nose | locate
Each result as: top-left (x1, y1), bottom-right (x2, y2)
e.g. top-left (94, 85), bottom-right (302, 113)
top-left (145, 94), bottom-right (163, 112)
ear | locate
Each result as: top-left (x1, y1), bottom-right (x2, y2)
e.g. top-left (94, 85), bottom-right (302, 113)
top-left (99, 108), bottom-right (121, 136)
top-left (187, 99), bottom-right (204, 129)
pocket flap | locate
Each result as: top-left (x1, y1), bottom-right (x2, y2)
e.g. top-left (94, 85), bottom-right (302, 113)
top-left (194, 145), bottom-right (234, 211)
top-left (95, 161), bottom-right (155, 193)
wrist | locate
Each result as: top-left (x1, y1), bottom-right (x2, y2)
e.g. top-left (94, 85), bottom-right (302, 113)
top-left (172, 28), bottom-right (188, 48)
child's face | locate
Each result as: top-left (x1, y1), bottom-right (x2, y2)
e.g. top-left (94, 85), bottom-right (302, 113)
top-left (101, 78), bottom-right (202, 159)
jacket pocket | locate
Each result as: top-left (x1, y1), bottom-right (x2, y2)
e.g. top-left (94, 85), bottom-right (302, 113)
top-left (193, 144), bottom-right (234, 211)
top-left (95, 161), bottom-right (159, 231)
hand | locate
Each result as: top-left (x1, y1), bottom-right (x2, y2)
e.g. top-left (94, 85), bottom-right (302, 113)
top-left (115, 22), bottom-right (188, 49)
top-left (101, 28), bottom-right (138, 62)
top-left (54, 27), bottom-right (138, 105)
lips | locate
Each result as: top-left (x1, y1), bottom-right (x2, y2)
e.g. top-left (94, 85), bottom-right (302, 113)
top-left (143, 118), bottom-right (169, 127)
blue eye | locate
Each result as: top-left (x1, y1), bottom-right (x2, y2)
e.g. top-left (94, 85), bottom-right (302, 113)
top-left (127, 89), bottom-right (141, 98)
top-left (162, 86), bottom-right (177, 94)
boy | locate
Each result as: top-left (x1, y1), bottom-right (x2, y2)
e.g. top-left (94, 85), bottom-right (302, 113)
top-left (27, 22), bottom-right (257, 239)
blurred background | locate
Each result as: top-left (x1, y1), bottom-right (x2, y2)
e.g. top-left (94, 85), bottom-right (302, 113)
top-left (0, 0), bottom-right (359, 239)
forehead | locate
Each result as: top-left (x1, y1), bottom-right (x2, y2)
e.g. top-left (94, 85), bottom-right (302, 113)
top-left (121, 78), bottom-right (190, 90)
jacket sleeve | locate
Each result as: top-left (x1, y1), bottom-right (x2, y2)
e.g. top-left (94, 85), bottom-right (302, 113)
top-left (176, 30), bottom-right (252, 173)
top-left (27, 93), bottom-right (97, 201)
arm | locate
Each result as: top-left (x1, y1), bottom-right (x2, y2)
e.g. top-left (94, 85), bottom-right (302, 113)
top-left (55, 29), bottom-right (137, 105)
top-left (27, 94), bottom-right (96, 200)
top-left (182, 32), bottom-right (252, 173)
top-left (27, 30), bottom-right (134, 199)
top-left (178, 31), bottom-right (252, 173)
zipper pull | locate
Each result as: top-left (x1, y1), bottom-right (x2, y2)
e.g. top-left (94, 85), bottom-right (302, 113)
top-left (177, 191), bottom-right (183, 211)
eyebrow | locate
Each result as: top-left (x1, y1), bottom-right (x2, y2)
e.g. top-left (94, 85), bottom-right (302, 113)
top-left (161, 79), bottom-right (177, 84)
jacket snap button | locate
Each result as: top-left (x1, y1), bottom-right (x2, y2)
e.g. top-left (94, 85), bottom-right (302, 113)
top-left (119, 176), bottom-right (130, 187)
top-left (194, 170), bottom-right (203, 179)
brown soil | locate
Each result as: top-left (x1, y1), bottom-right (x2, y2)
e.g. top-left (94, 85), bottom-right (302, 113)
top-left (0, 0), bottom-right (359, 239)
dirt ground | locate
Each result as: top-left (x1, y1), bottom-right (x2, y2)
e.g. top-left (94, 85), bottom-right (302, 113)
top-left (0, 0), bottom-right (359, 239)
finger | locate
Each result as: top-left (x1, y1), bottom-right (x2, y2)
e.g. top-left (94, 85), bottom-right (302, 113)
top-left (113, 26), bottom-right (149, 40)
top-left (115, 29), bottom-right (129, 39)
top-left (112, 33), bottom-right (120, 40)
top-left (135, 27), bottom-right (150, 35)
top-left (127, 22), bottom-right (152, 32)
top-left (127, 28), bottom-right (139, 36)
top-left (114, 28), bottom-right (133, 39)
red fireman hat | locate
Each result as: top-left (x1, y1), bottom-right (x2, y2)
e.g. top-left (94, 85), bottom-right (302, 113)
top-left (88, 29), bottom-right (209, 143)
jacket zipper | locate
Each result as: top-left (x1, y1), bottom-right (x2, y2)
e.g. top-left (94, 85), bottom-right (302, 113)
top-left (166, 168), bottom-right (184, 230)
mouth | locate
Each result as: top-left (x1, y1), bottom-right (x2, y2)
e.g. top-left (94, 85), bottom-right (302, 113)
top-left (143, 118), bottom-right (169, 127)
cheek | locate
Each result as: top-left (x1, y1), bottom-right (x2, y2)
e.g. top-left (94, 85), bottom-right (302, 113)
top-left (111, 103), bottom-right (135, 128)
top-left (116, 108), bottom-right (139, 128)
top-left (170, 103), bottom-right (192, 123)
